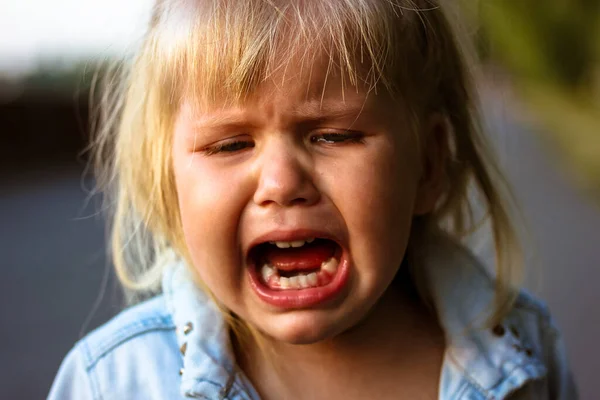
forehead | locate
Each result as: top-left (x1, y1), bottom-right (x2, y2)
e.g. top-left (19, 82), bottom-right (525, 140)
top-left (148, 0), bottom-right (438, 128)
top-left (183, 54), bottom-right (398, 128)
top-left (193, 52), bottom-right (369, 105)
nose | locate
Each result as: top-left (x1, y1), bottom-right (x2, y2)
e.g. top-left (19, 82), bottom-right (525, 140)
top-left (253, 138), bottom-right (320, 208)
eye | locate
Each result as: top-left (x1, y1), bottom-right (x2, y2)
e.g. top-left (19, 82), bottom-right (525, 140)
top-left (310, 131), bottom-right (365, 145)
top-left (202, 139), bottom-right (254, 155)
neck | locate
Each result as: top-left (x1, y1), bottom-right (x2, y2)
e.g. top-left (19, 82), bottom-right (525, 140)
top-left (234, 278), bottom-right (445, 400)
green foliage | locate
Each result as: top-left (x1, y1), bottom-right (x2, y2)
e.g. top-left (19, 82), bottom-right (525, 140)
top-left (463, 0), bottom-right (600, 198)
top-left (479, 0), bottom-right (599, 88)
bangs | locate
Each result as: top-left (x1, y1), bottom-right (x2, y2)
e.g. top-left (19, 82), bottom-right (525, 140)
top-left (145, 0), bottom-right (433, 109)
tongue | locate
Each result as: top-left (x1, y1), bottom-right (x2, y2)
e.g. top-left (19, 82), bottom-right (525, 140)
top-left (263, 241), bottom-right (336, 271)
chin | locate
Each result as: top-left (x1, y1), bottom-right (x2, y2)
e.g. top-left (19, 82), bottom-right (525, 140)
top-left (255, 310), bottom-right (356, 345)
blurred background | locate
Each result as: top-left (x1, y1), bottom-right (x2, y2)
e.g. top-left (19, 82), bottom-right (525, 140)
top-left (0, 1), bottom-right (598, 399)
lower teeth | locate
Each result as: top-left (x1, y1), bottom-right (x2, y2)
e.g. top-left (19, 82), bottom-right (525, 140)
top-left (261, 257), bottom-right (339, 290)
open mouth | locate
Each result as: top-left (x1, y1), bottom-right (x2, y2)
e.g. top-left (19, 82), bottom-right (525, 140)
top-left (249, 238), bottom-right (342, 290)
top-left (246, 235), bottom-right (349, 309)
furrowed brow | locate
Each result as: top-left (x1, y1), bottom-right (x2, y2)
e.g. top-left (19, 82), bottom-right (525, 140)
top-left (292, 98), bottom-right (370, 123)
top-left (192, 111), bottom-right (251, 131)
top-left (190, 97), bottom-right (373, 131)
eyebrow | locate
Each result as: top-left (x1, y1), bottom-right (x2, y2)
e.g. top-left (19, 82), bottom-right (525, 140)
top-left (292, 98), bottom-right (370, 120)
top-left (192, 113), bottom-right (252, 130)
top-left (192, 98), bottom-right (372, 131)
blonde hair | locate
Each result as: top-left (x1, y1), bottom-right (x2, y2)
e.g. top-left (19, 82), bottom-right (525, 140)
top-left (92, 0), bottom-right (521, 324)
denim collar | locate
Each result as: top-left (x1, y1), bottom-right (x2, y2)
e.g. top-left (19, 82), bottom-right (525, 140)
top-left (163, 236), bottom-right (546, 399)
top-left (163, 262), bottom-right (259, 399)
top-left (420, 236), bottom-right (547, 398)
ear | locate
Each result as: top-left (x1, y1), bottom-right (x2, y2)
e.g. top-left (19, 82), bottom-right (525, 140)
top-left (413, 114), bottom-right (449, 216)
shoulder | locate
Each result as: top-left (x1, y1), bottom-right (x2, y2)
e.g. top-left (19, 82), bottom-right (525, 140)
top-left (510, 289), bottom-right (555, 333)
top-left (81, 295), bottom-right (176, 367)
top-left (501, 289), bottom-right (579, 399)
top-left (48, 296), bottom-right (184, 400)
top-left (423, 235), bottom-right (578, 398)
top-left (508, 289), bottom-right (564, 352)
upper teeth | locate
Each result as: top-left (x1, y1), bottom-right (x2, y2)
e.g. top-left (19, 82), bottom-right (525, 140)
top-left (271, 238), bottom-right (315, 248)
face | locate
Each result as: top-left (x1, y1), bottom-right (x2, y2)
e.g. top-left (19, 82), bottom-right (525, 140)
top-left (171, 63), bottom-right (441, 344)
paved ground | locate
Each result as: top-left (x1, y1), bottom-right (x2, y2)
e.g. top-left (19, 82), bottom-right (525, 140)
top-left (1, 107), bottom-right (598, 399)
top-left (483, 96), bottom-right (600, 400)
top-left (0, 164), bottom-right (122, 400)
top-left (482, 107), bottom-right (600, 400)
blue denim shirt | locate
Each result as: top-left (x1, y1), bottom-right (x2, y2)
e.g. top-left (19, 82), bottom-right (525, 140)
top-left (48, 239), bottom-right (578, 399)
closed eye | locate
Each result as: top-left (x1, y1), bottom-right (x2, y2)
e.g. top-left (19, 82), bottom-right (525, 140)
top-left (200, 131), bottom-right (364, 155)
top-left (202, 139), bottom-right (254, 155)
top-left (310, 131), bottom-right (365, 145)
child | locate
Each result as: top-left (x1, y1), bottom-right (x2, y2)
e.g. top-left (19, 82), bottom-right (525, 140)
top-left (49, 1), bottom-right (577, 399)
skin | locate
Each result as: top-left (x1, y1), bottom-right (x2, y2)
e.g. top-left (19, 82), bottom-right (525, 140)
top-left (172, 60), bottom-right (447, 399)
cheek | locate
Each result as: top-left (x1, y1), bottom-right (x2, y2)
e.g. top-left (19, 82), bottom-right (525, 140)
top-left (321, 141), bottom-right (419, 267)
top-left (173, 154), bottom-right (250, 297)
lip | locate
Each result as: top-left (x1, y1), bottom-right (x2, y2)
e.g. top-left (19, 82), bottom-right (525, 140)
top-left (245, 228), bottom-right (350, 309)
top-left (247, 248), bottom-right (350, 309)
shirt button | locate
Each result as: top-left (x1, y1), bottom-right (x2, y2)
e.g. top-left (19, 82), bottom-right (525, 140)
top-left (180, 342), bottom-right (188, 356)
top-left (183, 322), bottom-right (193, 335)
top-left (525, 348), bottom-right (534, 357)
top-left (179, 368), bottom-right (185, 376)
top-left (492, 324), bottom-right (505, 337)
